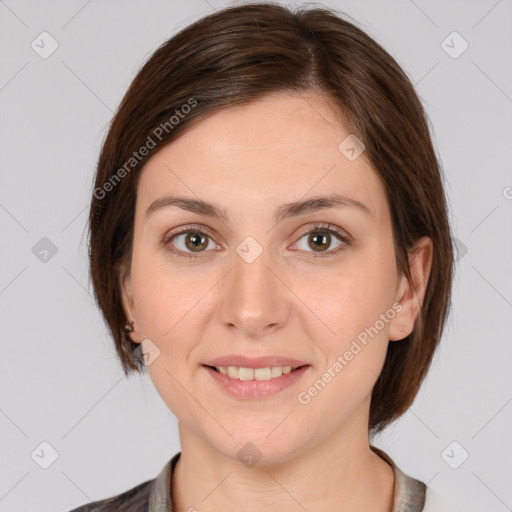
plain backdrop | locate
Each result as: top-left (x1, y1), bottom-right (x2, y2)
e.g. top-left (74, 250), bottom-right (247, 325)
top-left (1, 1), bottom-right (511, 511)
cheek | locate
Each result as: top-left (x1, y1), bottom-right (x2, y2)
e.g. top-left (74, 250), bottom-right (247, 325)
top-left (129, 247), bottom-right (216, 392)
top-left (295, 249), bottom-right (396, 393)
top-left (295, 248), bottom-right (397, 340)
top-left (130, 252), bottom-right (203, 419)
top-left (130, 245), bottom-right (200, 337)
top-left (296, 273), bottom-right (394, 426)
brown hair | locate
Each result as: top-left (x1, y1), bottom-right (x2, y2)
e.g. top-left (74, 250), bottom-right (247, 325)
top-left (88, 1), bottom-right (454, 434)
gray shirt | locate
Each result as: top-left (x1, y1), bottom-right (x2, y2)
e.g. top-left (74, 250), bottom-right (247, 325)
top-left (69, 446), bottom-right (426, 511)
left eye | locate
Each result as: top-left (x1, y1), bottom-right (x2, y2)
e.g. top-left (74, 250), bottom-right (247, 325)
top-left (292, 224), bottom-right (350, 257)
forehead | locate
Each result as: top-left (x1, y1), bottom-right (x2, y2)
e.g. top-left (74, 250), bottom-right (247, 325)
top-left (173, 92), bottom-right (353, 158)
top-left (136, 92), bottom-right (388, 222)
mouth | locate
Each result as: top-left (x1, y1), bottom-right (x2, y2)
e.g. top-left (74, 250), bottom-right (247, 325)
top-left (203, 364), bottom-right (309, 381)
top-left (202, 363), bottom-right (311, 399)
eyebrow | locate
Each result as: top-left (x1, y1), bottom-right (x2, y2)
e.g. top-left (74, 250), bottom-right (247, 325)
top-left (145, 193), bottom-right (371, 223)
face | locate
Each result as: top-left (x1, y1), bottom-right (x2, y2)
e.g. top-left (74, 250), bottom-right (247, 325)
top-left (120, 91), bottom-right (432, 464)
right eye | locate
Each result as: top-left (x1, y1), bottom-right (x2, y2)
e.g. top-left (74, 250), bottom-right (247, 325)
top-left (162, 226), bottom-right (220, 259)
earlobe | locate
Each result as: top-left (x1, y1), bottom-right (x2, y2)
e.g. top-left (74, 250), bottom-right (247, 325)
top-left (119, 267), bottom-right (134, 316)
top-left (119, 265), bottom-right (139, 343)
top-left (388, 236), bottom-right (433, 342)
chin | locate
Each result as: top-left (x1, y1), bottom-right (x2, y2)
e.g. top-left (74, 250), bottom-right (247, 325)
top-left (210, 431), bottom-right (306, 468)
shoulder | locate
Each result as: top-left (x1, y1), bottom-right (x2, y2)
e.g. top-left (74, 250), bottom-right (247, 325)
top-left (66, 452), bottom-right (180, 512)
top-left (69, 452), bottom-right (181, 512)
top-left (370, 445), bottom-right (462, 512)
top-left (67, 478), bottom-right (153, 512)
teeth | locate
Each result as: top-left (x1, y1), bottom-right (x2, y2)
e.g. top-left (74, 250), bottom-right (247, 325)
top-left (215, 365), bottom-right (300, 381)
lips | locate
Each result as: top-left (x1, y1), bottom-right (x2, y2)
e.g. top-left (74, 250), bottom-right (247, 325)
top-left (202, 354), bottom-right (309, 369)
top-left (203, 363), bottom-right (311, 399)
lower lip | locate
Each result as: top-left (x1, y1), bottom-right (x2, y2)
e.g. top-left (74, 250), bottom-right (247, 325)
top-left (203, 365), bottom-right (311, 399)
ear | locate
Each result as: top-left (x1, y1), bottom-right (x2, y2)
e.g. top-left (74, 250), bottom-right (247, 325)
top-left (388, 236), bottom-right (433, 342)
top-left (118, 261), bottom-right (140, 343)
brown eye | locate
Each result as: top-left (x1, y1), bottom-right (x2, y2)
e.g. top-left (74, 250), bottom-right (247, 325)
top-left (164, 228), bottom-right (216, 259)
top-left (293, 223), bottom-right (350, 258)
top-left (307, 231), bottom-right (332, 252)
top-left (183, 232), bottom-right (209, 252)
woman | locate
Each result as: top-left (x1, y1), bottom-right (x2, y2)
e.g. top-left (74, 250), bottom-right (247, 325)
top-left (72, 2), bottom-right (454, 510)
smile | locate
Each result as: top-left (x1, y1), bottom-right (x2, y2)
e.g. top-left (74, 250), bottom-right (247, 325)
top-left (207, 365), bottom-right (303, 381)
top-left (202, 364), bottom-right (311, 399)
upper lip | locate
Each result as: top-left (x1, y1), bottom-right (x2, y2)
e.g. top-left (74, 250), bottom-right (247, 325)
top-left (203, 355), bottom-right (309, 369)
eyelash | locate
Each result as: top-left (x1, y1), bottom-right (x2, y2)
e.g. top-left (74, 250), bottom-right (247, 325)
top-left (162, 223), bottom-right (351, 260)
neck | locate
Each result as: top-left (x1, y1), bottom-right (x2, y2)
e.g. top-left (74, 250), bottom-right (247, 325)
top-left (171, 417), bottom-right (394, 512)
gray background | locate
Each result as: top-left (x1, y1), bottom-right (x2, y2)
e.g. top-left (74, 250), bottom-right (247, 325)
top-left (1, 0), bottom-right (511, 511)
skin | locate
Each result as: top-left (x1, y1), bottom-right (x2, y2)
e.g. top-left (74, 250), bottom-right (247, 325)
top-left (119, 91), bottom-right (433, 512)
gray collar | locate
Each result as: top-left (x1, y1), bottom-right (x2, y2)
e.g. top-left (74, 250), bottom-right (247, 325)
top-left (371, 445), bottom-right (426, 511)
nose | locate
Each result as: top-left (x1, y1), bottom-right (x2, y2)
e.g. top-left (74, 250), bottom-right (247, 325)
top-left (217, 245), bottom-right (289, 339)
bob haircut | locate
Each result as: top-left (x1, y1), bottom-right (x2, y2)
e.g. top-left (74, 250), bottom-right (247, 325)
top-left (88, 1), bottom-right (455, 435)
